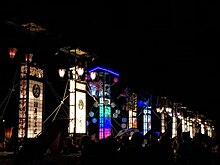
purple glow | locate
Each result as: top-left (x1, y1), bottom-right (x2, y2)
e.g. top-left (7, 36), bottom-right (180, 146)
top-left (88, 66), bottom-right (120, 76)
top-left (114, 77), bottom-right (119, 83)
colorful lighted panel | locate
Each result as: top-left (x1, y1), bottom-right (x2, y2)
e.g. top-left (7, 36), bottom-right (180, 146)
top-left (19, 64), bottom-right (44, 138)
top-left (128, 93), bottom-right (137, 128)
top-left (143, 107), bottom-right (151, 135)
top-left (138, 100), bottom-right (152, 135)
top-left (69, 80), bottom-right (87, 134)
top-left (99, 98), bottom-right (111, 139)
top-left (88, 66), bottom-right (119, 139)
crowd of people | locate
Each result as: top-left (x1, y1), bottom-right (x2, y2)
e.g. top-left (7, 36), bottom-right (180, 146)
top-left (59, 131), bottom-right (220, 165)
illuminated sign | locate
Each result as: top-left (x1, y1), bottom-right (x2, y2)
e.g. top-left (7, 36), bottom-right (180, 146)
top-left (20, 64), bottom-right (44, 78)
top-left (128, 93), bottom-right (137, 128)
top-left (69, 80), bottom-right (86, 134)
top-left (76, 92), bottom-right (86, 133)
top-left (27, 80), bottom-right (43, 138)
top-left (18, 64), bottom-right (43, 139)
top-left (99, 98), bottom-right (111, 139)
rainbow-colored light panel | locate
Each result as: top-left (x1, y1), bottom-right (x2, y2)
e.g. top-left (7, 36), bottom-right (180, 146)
top-left (99, 98), bottom-right (111, 139)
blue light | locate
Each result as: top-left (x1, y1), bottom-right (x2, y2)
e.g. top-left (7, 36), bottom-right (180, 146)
top-left (138, 100), bottom-right (147, 107)
top-left (92, 118), bottom-right (97, 123)
top-left (88, 66), bottom-right (120, 76)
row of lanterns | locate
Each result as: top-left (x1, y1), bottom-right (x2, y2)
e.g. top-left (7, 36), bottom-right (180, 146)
top-left (8, 47), bottom-right (33, 63)
top-left (58, 67), bottom-right (97, 81)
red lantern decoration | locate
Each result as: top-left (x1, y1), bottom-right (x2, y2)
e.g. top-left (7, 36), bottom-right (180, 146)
top-left (25, 53), bottom-right (33, 63)
top-left (8, 48), bottom-right (17, 59)
top-left (4, 127), bottom-right (14, 139)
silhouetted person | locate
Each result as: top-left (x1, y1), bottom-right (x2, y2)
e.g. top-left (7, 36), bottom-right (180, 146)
top-left (176, 132), bottom-right (194, 165)
top-left (192, 133), bottom-right (213, 165)
top-left (96, 136), bottom-right (119, 165)
top-left (61, 137), bottom-right (77, 154)
top-left (120, 132), bottom-right (145, 165)
top-left (159, 132), bottom-right (175, 165)
top-left (79, 135), bottom-right (97, 165)
top-left (145, 131), bottom-right (165, 164)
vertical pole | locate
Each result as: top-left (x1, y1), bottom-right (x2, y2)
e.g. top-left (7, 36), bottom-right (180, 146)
top-left (103, 73), bottom-right (106, 138)
top-left (74, 48), bottom-right (77, 141)
top-left (172, 104), bottom-right (177, 138)
top-left (25, 54), bottom-right (30, 140)
top-left (161, 111), bottom-right (165, 133)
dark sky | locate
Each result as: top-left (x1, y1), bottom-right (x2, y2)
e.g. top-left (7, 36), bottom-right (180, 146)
top-left (1, 1), bottom-right (219, 131)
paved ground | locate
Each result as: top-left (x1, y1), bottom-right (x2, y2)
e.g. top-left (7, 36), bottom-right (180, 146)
top-left (0, 152), bottom-right (80, 165)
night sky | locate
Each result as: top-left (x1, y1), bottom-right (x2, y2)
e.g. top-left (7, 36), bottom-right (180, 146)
top-left (1, 1), bottom-right (219, 133)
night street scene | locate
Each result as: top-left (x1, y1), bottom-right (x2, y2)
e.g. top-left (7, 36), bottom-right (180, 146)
top-left (0, 1), bottom-right (220, 165)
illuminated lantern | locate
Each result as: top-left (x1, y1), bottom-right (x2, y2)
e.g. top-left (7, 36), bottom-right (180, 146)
top-left (110, 102), bottom-right (116, 108)
top-left (4, 127), bottom-right (14, 139)
top-left (92, 118), bottom-right (97, 123)
top-left (122, 117), bottom-right (127, 123)
top-left (115, 109), bottom-right (121, 114)
top-left (113, 77), bottom-right (118, 83)
top-left (25, 53), bottom-right (33, 63)
top-left (90, 72), bottom-right (96, 80)
top-left (58, 69), bottom-right (66, 78)
top-left (8, 48), bottom-right (17, 59)
top-left (121, 123), bottom-right (127, 129)
top-left (77, 67), bottom-right (84, 76)
top-left (89, 111), bottom-right (94, 117)
top-left (113, 113), bottom-right (118, 118)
